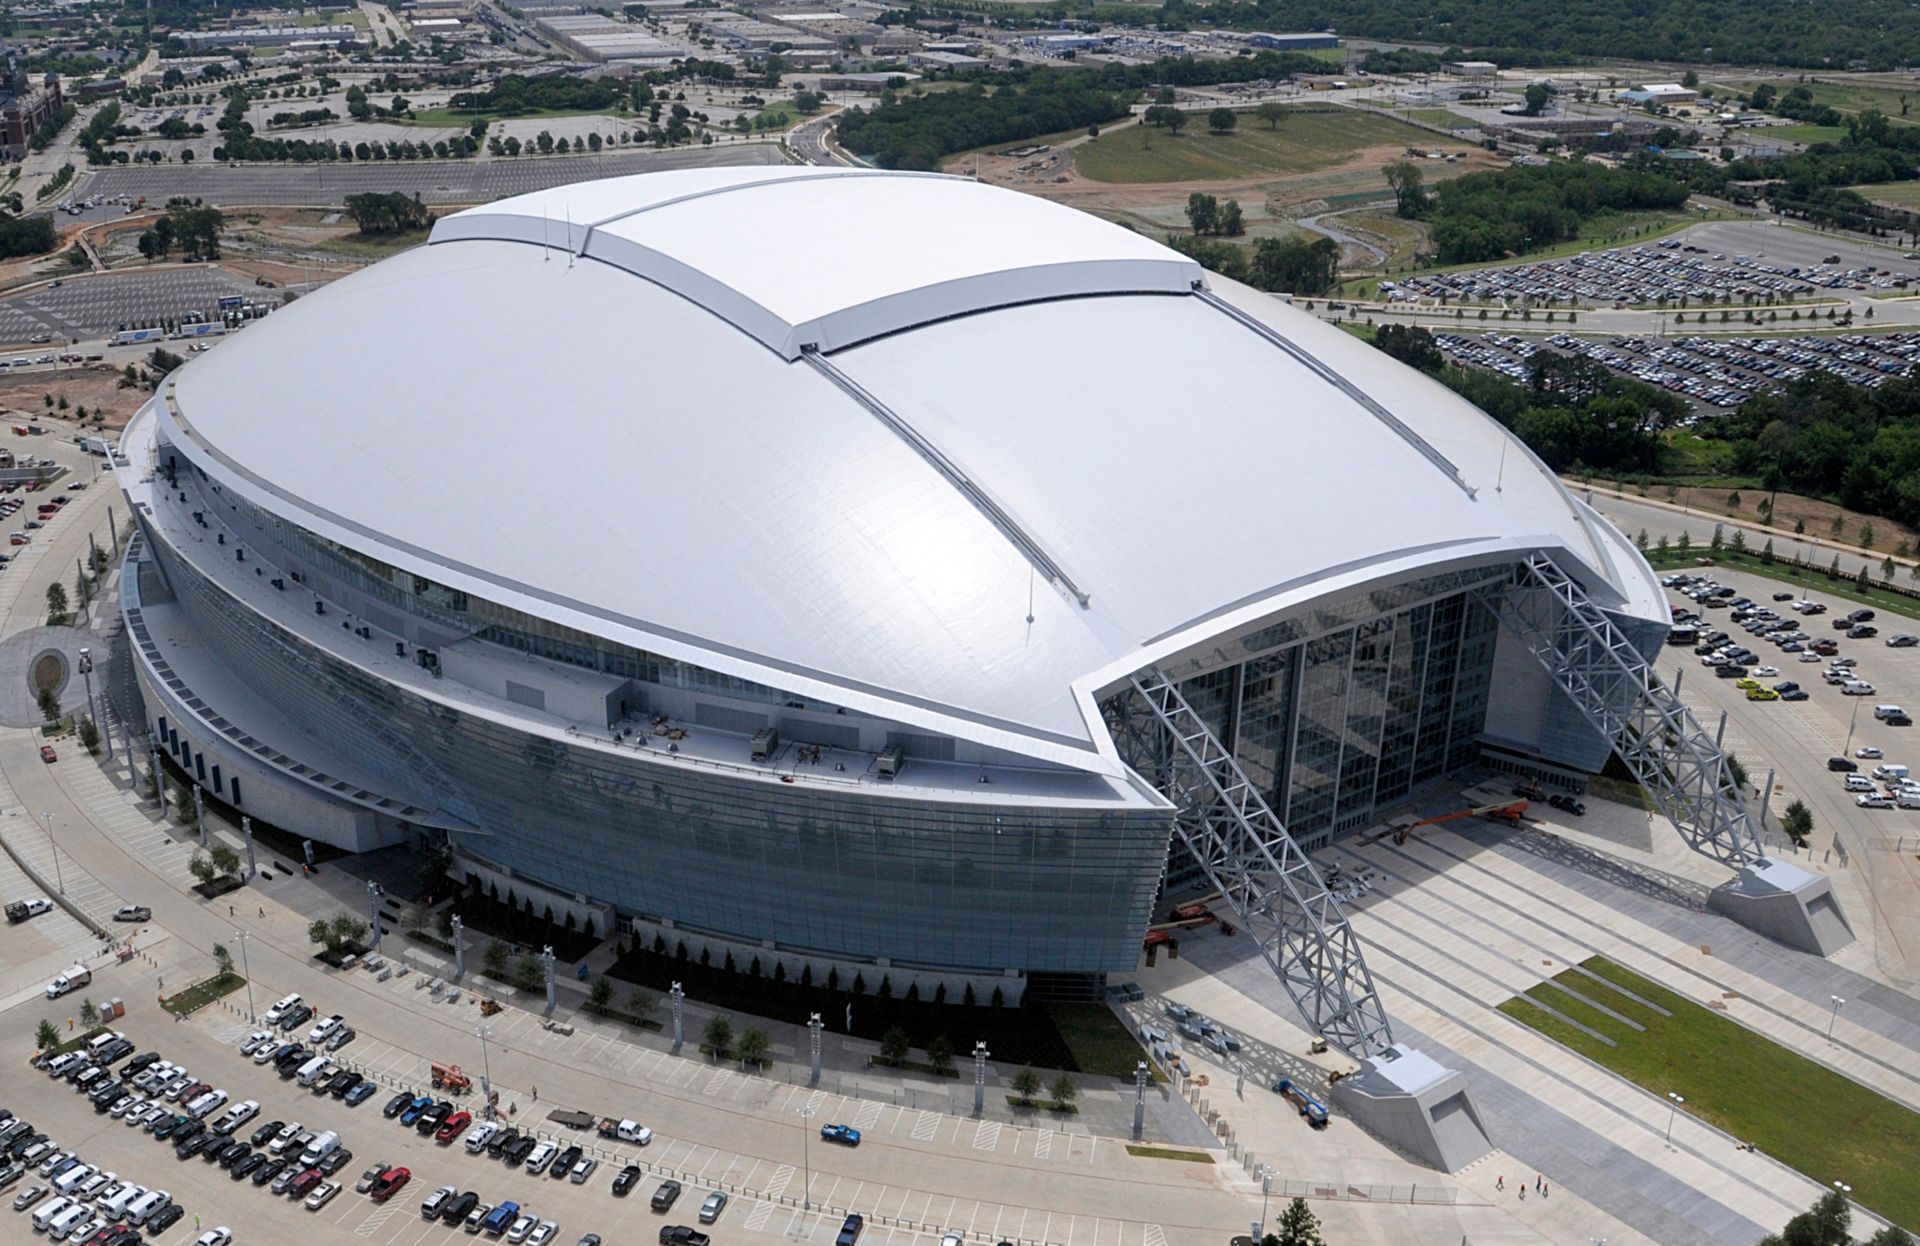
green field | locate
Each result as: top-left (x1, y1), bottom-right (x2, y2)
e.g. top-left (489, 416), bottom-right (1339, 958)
top-left (1500, 956), bottom-right (1920, 1227)
top-left (404, 105), bottom-right (628, 128)
top-left (1714, 77), bottom-right (1920, 124)
top-left (1074, 109), bottom-right (1464, 184)
top-left (1761, 123), bottom-right (1849, 145)
top-left (1852, 180), bottom-right (1920, 208)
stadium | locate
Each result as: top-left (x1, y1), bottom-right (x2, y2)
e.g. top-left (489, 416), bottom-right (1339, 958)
top-left (117, 166), bottom-right (1748, 1022)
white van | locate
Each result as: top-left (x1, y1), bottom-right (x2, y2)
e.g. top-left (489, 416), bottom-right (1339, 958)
top-left (1844, 775), bottom-right (1875, 792)
top-left (1875, 704), bottom-right (1907, 721)
top-left (300, 1130), bottom-right (340, 1168)
top-left (50, 1164), bottom-right (95, 1195)
top-left (84, 1032), bottom-right (126, 1059)
top-left (186, 1088), bottom-right (228, 1119)
top-left (125, 1189), bottom-right (171, 1226)
top-left (1872, 763), bottom-right (1910, 781)
top-left (1897, 792), bottom-right (1920, 809)
top-left (295, 1056), bottom-right (334, 1088)
top-left (30, 1195), bottom-right (74, 1232)
top-left (98, 1183), bottom-right (146, 1219)
top-left (43, 1201), bottom-right (88, 1239)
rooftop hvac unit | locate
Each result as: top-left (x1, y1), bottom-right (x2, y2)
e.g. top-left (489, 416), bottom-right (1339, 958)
top-left (750, 727), bottom-right (780, 764)
top-left (876, 744), bottom-right (904, 780)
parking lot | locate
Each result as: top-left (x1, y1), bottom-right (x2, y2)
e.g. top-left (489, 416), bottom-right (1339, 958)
top-left (0, 272), bottom-right (276, 349)
top-left (1434, 329), bottom-right (1920, 410)
top-left (75, 145), bottom-right (784, 209)
top-left (1389, 239), bottom-right (1841, 306)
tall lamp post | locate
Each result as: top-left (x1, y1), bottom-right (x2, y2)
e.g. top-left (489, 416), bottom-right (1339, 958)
top-left (669, 982), bottom-right (685, 1055)
top-left (1843, 695), bottom-right (1864, 758)
top-left (366, 880), bottom-right (384, 950)
top-left (972, 1041), bottom-right (989, 1117)
top-left (78, 647), bottom-right (108, 759)
top-left (807, 1013), bottom-right (822, 1085)
top-left (41, 812), bottom-right (64, 893)
top-left (233, 930), bottom-right (254, 1021)
top-left (1665, 1091), bottom-right (1685, 1145)
top-left (1827, 995), bottom-right (1845, 1041)
top-left (476, 1026), bottom-right (496, 1119)
top-left (797, 1103), bottom-right (817, 1211)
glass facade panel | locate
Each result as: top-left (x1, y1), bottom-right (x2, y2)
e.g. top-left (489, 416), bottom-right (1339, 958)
top-left (143, 524), bottom-right (1168, 975)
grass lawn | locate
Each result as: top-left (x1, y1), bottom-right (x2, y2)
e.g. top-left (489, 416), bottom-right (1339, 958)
top-left (162, 971), bottom-right (245, 1017)
top-left (1762, 123), bottom-right (1849, 146)
top-left (1851, 180), bottom-right (1920, 209)
top-left (1403, 107), bottom-right (1474, 128)
top-left (1048, 1003), bottom-right (1165, 1081)
top-left (1075, 110), bottom-right (1466, 184)
top-left (403, 105), bottom-right (629, 128)
top-left (1501, 956), bottom-right (1920, 1229)
top-left (1641, 545), bottom-right (1920, 621)
top-left (315, 227), bottom-right (432, 260)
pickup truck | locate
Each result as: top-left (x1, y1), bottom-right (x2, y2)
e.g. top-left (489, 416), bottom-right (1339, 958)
top-left (112, 905), bottom-right (151, 923)
top-left (6, 898), bottom-right (53, 923)
top-left (659, 1228), bottom-right (710, 1246)
top-left (596, 1119), bottom-right (652, 1144)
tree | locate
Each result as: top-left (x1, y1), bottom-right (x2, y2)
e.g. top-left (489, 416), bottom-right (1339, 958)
top-left (512, 952), bottom-right (541, 991)
top-left (1860, 521), bottom-right (1877, 549)
top-left (1782, 799), bottom-right (1814, 846)
top-left (1757, 1190), bottom-right (1850, 1246)
top-left (1049, 1072), bottom-right (1077, 1107)
top-left (46, 580), bottom-right (68, 621)
top-left (1725, 752), bottom-right (1749, 788)
top-left (1164, 108), bottom-right (1188, 135)
top-left (1208, 107), bottom-right (1236, 134)
top-left (1384, 160), bottom-right (1427, 217)
top-left (1762, 537), bottom-right (1775, 565)
top-left (1523, 83), bottom-right (1553, 116)
top-left (702, 1014), bottom-right (734, 1059)
top-left (1010, 1067), bottom-right (1042, 1100)
top-left (37, 686), bottom-right (60, 723)
top-left (79, 998), bottom-right (99, 1027)
top-left (626, 986), bottom-right (653, 1018)
top-left (35, 1019), bottom-right (59, 1050)
top-left (1727, 490), bottom-right (1742, 511)
top-left (736, 1027), bottom-right (771, 1067)
top-left (77, 718), bottom-right (99, 755)
top-left (1266, 1197), bottom-right (1325, 1246)
top-left (926, 1034), bottom-right (954, 1072)
top-left (189, 850), bottom-right (217, 886)
top-left (588, 976), bottom-right (614, 1011)
top-left (880, 1026), bottom-right (912, 1063)
top-left (1865, 1228), bottom-right (1917, 1246)
top-left (213, 943), bottom-right (233, 977)
top-left (483, 939), bottom-right (509, 975)
top-left (209, 843), bottom-right (240, 876)
top-left (1254, 101), bottom-right (1288, 129)
top-left (1184, 192), bottom-right (1218, 235)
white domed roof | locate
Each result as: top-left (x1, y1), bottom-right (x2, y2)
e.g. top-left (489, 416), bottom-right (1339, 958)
top-left (159, 167), bottom-right (1658, 770)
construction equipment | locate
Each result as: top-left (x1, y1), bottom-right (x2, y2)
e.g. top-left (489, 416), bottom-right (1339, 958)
top-left (430, 1062), bottom-right (471, 1094)
top-left (1387, 801), bottom-right (1529, 845)
top-left (1271, 1077), bottom-right (1331, 1128)
top-left (478, 998), bottom-right (502, 1017)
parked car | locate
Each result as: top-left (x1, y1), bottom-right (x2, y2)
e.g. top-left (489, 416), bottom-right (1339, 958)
top-left (369, 1167), bottom-right (410, 1203)
top-left (612, 1166), bottom-right (641, 1198)
top-left (836, 1213), bottom-right (864, 1246)
top-left (651, 1180), bottom-right (682, 1212)
top-left (820, 1125), bottom-right (861, 1147)
top-left (698, 1191), bottom-right (728, 1223)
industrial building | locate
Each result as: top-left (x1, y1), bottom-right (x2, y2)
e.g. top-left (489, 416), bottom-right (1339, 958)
top-left (115, 168), bottom-right (1843, 1092)
top-left (174, 25), bottom-right (367, 48)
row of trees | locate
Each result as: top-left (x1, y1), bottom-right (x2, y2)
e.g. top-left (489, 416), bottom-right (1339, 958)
top-left (834, 71), bottom-right (1131, 170)
top-left (1421, 160), bottom-right (1693, 264)
top-left (1145, 0), bottom-right (1920, 69)
top-left (1167, 233), bottom-right (1341, 296)
top-left (1371, 325), bottom-right (1675, 474)
top-left (136, 201), bottom-right (223, 263)
top-left (446, 74), bottom-right (627, 116)
top-left (344, 191), bottom-right (433, 236)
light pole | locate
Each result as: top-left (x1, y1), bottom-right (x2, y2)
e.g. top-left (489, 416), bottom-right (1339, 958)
top-left (476, 1026), bottom-right (496, 1119)
top-left (1133, 1061), bottom-right (1148, 1139)
top-left (193, 784), bottom-right (206, 849)
top-left (1833, 1180), bottom-right (1852, 1202)
top-left (241, 815), bottom-right (256, 879)
top-left (807, 1013), bottom-right (822, 1085)
top-left (1843, 695), bottom-right (1864, 757)
top-left (797, 1103), bottom-right (816, 1211)
top-left (366, 880), bottom-right (384, 950)
top-left (1257, 1165), bottom-right (1274, 1240)
top-left (669, 982), bottom-right (684, 1055)
top-left (40, 812), bottom-right (64, 893)
top-left (233, 930), bottom-right (254, 1022)
top-left (1665, 1092), bottom-right (1685, 1145)
top-left (1828, 995), bottom-right (1845, 1041)
top-left (78, 647), bottom-right (108, 759)
top-left (973, 1041), bottom-right (989, 1117)
top-left (451, 914), bottom-right (465, 981)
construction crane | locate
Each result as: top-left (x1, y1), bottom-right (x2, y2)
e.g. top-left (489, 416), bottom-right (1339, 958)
top-left (1383, 801), bottom-right (1530, 846)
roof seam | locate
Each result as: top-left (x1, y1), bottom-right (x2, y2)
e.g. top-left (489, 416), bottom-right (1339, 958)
top-left (575, 168), bottom-right (958, 252)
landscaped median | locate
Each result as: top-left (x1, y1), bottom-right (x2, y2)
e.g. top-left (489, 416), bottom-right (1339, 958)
top-left (160, 971), bottom-right (245, 1017)
top-left (1498, 955), bottom-right (1920, 1228)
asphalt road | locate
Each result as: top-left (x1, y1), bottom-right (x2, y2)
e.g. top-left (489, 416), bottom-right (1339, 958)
top-left (74, 145), bottom-right (788, 208)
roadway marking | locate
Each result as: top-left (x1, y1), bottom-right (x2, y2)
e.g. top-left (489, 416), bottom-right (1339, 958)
top-left (971, 1121), bottom-right (1000, 1151)
top-left (851, 1099), bottom-right (882, 1129)
top-left (1142, 1225), bottom-right (1168, 1246)
top-left (743, 1198), bottom-right (774, 1232)
top-left (356, 1205), bottom-right (398, 1237)
top-left (911, 1111), bottom-right (938, 1142)
top-left (704, 1068), bottom-right (729, 1096)
top-left (765, 1163), bottom-right (793, 1199)
top-left (1034, 1130), bottom-right (1052, 1160)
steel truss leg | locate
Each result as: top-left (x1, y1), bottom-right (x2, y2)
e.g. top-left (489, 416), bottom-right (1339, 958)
top-left (1491, 553), bottom-right (1852, 955)
top-left (1113, 670), bottom-right (1394, 1058)
top-left (1110, 670), bottom-right (1492, 1170)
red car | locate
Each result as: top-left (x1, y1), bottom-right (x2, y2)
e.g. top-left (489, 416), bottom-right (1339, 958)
top-left (435, 1111), bottom-right (471, 1144)
top-left (289, 1167), bottom-right (324, 1199)
top-left (40, 744), bottom-right (56, 763)
top-left (368, 1166), bottom-right (410, 1203)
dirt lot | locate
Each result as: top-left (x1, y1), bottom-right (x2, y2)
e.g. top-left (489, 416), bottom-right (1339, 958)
top-left (963, 114), bottom-right (1500, 265)
top-left (0, 366), bottom-right (151, 432)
